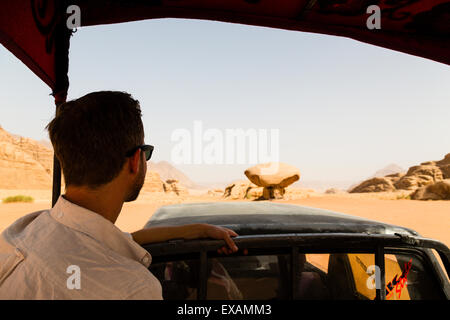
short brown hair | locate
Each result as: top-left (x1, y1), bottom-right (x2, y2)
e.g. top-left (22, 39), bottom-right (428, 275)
top-left (46, 91), bottom-right (144, 188)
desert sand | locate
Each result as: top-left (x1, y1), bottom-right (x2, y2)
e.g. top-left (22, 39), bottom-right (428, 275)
top-left (278, 194), bottom-right (450, 247)
top-left (0, 189), bottom-right (448, 249)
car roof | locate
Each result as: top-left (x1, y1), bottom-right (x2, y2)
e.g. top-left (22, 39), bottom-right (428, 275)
top-left (144, 201), bottom-right (418, 237)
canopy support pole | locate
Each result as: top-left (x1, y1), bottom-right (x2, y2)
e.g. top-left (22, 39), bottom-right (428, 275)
top-left (51, 154), bottom-right (61, 207)
top-left (51, 95), bottom-right (66, 207)
top-left (50, 6), bottom-right (71, 207)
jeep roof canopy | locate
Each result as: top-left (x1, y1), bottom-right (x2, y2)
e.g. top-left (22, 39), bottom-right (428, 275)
top-left (1, 0), bottom-right (449, 205)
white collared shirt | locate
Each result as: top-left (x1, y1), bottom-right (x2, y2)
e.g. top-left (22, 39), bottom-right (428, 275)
top-left (0, 196), bottom-right (162, 300)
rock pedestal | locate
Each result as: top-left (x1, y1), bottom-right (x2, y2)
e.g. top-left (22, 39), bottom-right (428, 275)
top-left (262, 186), bottom-right (285, 199)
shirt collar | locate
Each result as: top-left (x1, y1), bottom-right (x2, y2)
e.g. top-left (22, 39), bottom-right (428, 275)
top-left (50, 195), bottom-right (151, 268)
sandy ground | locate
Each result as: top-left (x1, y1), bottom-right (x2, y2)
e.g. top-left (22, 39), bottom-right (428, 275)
top-left (0, 189), bottom-right (448, 248)
top-left (277, 195), bottom-right (450, 247)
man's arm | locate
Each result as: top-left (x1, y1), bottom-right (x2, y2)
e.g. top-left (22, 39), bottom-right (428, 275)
top-left (131, 224), bottom-right (239, 254)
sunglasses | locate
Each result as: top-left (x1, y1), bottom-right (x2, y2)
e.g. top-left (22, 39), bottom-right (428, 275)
top-left (125, 144), bottom-right (154, 161)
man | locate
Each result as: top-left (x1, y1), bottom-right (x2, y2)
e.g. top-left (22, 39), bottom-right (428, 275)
top-left (0, 91), bottom-right (239, 299)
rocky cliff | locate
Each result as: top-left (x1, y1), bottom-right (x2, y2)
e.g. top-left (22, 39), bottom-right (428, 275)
top-left (350, 153), bottom-right (450, 200)
top-left (0, 127), bottom-right (53, 189)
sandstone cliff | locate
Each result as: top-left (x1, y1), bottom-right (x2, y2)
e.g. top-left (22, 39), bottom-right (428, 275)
top-left (350, 153), bottom-right (450, 200)
top-left (0, 127), bottom-right (53, 189)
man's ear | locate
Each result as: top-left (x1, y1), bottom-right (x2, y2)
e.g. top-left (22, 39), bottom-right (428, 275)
top-left (128, 149), bottom-right (141, 174)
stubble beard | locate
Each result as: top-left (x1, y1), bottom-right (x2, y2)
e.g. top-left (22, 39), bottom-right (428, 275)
top-left (125, 157), bottom-right (146, 202)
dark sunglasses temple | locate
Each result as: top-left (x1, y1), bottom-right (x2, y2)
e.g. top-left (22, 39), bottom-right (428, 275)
top-left (144, 146), bottom-right (153, 161)
top-left (125, 145), bottom-right (153, 160)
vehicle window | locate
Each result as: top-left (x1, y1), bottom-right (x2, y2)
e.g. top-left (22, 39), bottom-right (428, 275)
top-left (210, 253), bottom-right (378, 300)
top-left (307, 253), bottom-right (376, 300)
top-left (149, 260), bottom-right (199, 300)
top-left (149, 253), bottom-right (377, 300)
top-left (385, 253), bottom-right (443, 300)
top-left (431, 249), bottom-right (449, 282)
top-left (149, 251), bottom-right (444, 300)
top-left (207, 255), bottom-right (290, 300)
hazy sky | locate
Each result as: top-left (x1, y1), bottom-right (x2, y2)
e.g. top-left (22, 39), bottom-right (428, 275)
top-left (1, 18), bottom-right (449, 186)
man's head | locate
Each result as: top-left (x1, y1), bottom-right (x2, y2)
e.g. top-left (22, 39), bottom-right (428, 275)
top-left (46, 91), bottom-right (147, 202)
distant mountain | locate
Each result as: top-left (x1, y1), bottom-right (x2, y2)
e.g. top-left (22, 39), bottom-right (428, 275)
top-left (346, 163), bottom-right (406, 192)
top-left (371, 163), bottom-right (405, 178)
top-left (147, 161), bottom-right (199, 189)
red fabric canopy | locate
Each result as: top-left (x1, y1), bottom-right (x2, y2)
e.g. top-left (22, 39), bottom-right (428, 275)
top-left (1, 0), bottom-right (449, 101)
top-left (0, 0), bottom-right (70, 103)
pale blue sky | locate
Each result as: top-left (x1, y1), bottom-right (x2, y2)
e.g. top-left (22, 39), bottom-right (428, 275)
top-left (1, 18), bottom-right (449, 187)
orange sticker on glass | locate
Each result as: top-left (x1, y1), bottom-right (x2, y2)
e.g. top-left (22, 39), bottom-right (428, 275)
top-left (386, 259), bottom-right (412, 300)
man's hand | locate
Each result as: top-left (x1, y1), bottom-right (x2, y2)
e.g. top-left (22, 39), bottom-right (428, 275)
top-left (199, 224), bottom-right (239, 255)
top-left (132, 223), bottom-right (245, 256)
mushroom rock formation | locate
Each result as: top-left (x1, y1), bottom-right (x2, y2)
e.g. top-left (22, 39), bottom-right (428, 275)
top-left (244, 162), bottom-right (301, 199)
